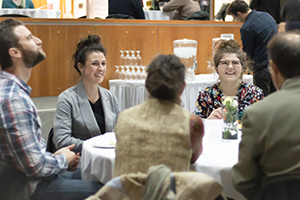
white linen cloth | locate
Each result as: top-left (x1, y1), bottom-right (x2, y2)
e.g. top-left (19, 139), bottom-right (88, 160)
top-left (0, 9), bottom-right (61, 18)
top-left (144, 10), bottom-right (175, 20)
top-left (109, 74), bottom-right (253, 113)
top-left (81, 119), bottom-right (245, 200)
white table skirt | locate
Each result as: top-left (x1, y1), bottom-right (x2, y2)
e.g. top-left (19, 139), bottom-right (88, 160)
top-left (109, 74), bottom-right (253, 113)
top-left (144, 10), bottom-right (175, 20)
top-left (0, 9), bottom-right (61, 18)
top-left (81, 119), bottom-right (245, 200)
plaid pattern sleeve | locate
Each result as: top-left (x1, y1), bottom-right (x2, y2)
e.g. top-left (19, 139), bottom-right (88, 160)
top-left (0, 71), bottom-right (67, 180)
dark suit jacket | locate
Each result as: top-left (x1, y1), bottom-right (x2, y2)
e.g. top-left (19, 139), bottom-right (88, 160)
top-left (53, 81), bottom-right (120, 153)
top-left (232, 77), bottom-right (300, 199)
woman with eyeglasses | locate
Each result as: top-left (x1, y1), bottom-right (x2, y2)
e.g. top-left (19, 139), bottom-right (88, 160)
top-left (194, 39), bottom-right (264, 120)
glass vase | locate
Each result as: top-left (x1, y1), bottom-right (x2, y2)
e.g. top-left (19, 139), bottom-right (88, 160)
top-left (222, 96), bottom-right (238, 140)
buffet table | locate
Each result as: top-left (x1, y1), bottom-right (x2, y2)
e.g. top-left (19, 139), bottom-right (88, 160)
top-left (81, 119), bottom-right (245, 200)
top-left (0, 9), bottom-right (61, 18)
top-left (109, 74), bottom-right (253, 113)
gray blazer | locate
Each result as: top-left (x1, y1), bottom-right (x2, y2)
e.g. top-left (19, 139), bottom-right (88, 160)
top-left (232, 77), bottom-right (300, 199)
top-left (53, 81), bottom-right (120, 153)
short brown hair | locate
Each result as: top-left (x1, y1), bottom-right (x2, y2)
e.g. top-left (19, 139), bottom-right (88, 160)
top-left (0, 19), bottom-right (23, 70)
top-left (227, 0), bottom-right (250, 16)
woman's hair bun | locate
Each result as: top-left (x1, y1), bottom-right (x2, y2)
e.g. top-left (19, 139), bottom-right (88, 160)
top-left (217, 39), bottom-right (240, 50)
top-left (77, 35), bottom-right (101, 49)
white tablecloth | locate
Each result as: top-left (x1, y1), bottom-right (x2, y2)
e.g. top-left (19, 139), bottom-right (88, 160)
top-left (81, 120), bottom-right (245, 200)
top-left (0, 9), bottom-right (61, 18)
top-left (109, 74), bottom-right (253, 113)
top-left (144, 10), bottom-right (175, 20)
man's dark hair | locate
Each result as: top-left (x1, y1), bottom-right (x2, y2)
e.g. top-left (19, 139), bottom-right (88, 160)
top-left (0, 19), bottom-right (24, 70)
top-left (227, 0), bottom-right (250, 16)
top-left (267, 30), bottom-right (300, 79)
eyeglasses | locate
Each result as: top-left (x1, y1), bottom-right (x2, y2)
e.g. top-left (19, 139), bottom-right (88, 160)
top-left (219, 60), bottom-right (241, 68)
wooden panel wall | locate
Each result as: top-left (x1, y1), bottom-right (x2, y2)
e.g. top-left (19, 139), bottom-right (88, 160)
top-left (0, 20), bottom-right (241, 97)
top-left (95, 25), bottom-right (158, 89)
top-left (27, 25), bottom-right (93, 97)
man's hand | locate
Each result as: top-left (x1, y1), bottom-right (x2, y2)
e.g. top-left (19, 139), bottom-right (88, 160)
top-left (53, 144), bottom-right (79, 171)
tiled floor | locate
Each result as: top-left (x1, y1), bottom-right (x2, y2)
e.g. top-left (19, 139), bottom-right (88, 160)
top-left (32, 96), bottom-right (58, 141)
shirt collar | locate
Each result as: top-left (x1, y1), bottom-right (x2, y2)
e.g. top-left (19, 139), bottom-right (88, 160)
top-left (0, 70), bottom-right (32, 95)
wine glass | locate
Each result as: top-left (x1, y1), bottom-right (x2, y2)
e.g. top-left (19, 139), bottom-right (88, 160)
top-left (136, 66), bottom-right (142, 80)
top-left (120, 50), bottom-right (125, 66)
top-left (131, 50), bottom-right (137, 67)
top-left (141, 66), bottom-right (147, 80)
top-left (125, 50), bottom-right (132, 67)
top-left (124, 66), bottom-right (131, 80)
top-left (114, 66), bottom-right (120, 79)
top-left (136, 51), bottom-right (142, 66)
top-left (120, 66), bottom-right (125, 80)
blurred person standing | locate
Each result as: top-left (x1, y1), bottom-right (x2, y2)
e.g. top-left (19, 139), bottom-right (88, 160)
top-left (107, 0), bottom-right (145, 19)
top-left (232, 30), bottom-right (300, 200)
top-left (163, 0), bottom-right (201, 20)
top-left (227, 0), bottom-right (278, 96)
top-left (281, 0), bottom-right (300, 31)
top-left (250, 0), bottom-right (281, 25)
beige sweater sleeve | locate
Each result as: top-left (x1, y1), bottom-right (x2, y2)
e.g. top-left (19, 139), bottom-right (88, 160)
top-left (163, 0), bottom-right (186, 12)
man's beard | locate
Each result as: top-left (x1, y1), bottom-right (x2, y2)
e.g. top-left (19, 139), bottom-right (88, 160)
top-left (20, 47), bottom-right (46, 69)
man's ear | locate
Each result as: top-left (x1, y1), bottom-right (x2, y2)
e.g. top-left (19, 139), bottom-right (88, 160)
top-left (236, 12), bottom-right (242, 17)
top-left (8, 47), bottom-right (21, 59)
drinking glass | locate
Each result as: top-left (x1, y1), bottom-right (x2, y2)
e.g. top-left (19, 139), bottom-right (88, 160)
top-left (120, 66), bottom-right (126, 80)
top-left (222, 96), bottom-right (238, 140)
top-left (131, 50), bottom-right (137, 67)
top-left (114, 66), bottom-right (120, 79)
top-left (136, 66), bottom-right (142, 80)
top-left (124, 66), bottom-right (131, 80)
top-left (125, 50), bottom-right (132, 67)
top-left (120, 50), bottom-right (125, 66)
top-left (141, 66), bottom-right (147, 80)
top-left (136, 51), bottom-right (142, 66)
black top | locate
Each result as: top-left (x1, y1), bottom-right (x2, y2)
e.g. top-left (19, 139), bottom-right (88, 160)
top-left (281, 0), bottom-right (300, 21)
top-left (250, 0), bottom-right (281, 24)
top-left (108, 0), bottom-right (145, 19)
top-left (89, 97), bottom-right (105, 134)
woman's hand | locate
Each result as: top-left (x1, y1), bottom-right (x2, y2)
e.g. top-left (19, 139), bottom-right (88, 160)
top-left (207, 107), bottom-right (223, 119)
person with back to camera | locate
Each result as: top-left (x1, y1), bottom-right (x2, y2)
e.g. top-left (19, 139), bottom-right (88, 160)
top-left (162, 0), bottom-right (201, 20)
top-left (53, 35), bottom-right (120, 154)
top-left (107, 0), bottom-right (145, 19)
top-left (232, 30), bottom-right (300, 200)
top-left (194, 39), bottom-right (264, 121)
top-left (0, 18), bottom-right (102, 200)
top-left (1, 0), bottom-right (34, 8)
top-left (114, 54), bottom-right (204, 177)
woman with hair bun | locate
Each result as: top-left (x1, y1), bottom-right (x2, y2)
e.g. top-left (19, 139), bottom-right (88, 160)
top-left (194, 39), bottom-right (264, 120)
top-left (114, 54), bottom-right (204, 177)
top-left (53, 35), bottom-right (120, 154)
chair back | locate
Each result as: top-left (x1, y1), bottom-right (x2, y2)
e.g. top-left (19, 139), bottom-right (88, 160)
top-left (251, 179), bottom-right (300, 200)
top-left (0, 159), bottom-right (30, 200)
top-left (46, 127), bottom-right (56, 153)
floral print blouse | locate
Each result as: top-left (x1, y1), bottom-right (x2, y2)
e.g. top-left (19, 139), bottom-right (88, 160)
top-left (194, 81), bottom-right (264, 120)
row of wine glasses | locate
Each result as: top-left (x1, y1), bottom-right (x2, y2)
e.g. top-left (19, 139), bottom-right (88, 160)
top-left (120, 50), bottom-right (142, 67)
top-left (114, 66), bottom-right (147, 80)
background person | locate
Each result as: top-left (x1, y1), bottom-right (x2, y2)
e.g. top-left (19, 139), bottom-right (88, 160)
top-left (250, 0), bottom-right (281, 25)
top-left (0, 18), bottom-right (101, 200)
top-left (53, 35), bottom-right (120, 154)
top-left (281, 0), bottom-right (300, 31)
top-left (107, 0), bottom-right (145, 19)
top-left (162, 0), bottom-right (201, 20)
top-left (1, 0), bottom-right (34, 8)
top-left (227, 0), bottom-right (278, 96)
top-left (194, 39), bottom-right (264, 120)
top-left (232, 30), bottom-right (300, 200)
top-left (114, 55), bottom-right (204, 177)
